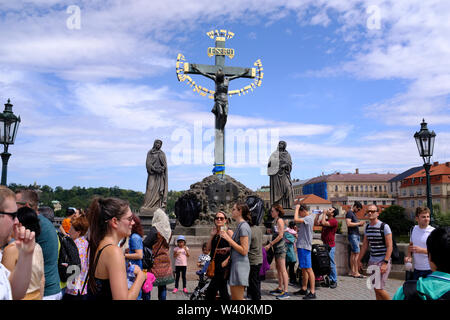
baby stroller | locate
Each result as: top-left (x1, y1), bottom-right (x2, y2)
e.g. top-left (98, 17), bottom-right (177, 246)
top-left (311, 244), bottom-right (331, 287)
top-left (189, 269), bottom-right (211, 300)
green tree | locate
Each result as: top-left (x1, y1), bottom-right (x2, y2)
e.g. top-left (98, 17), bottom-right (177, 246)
top-left (379, 205), bottom-right (414, 239)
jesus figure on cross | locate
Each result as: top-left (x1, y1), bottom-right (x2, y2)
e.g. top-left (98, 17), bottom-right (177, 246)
top-left (191, 64), bottom-right (249, 131)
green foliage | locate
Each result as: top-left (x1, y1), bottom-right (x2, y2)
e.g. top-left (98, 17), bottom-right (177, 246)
top-left (166, 190), bottom-right (183, 215)
top-left (337, 221), bottom-right (343, 234)
top-left (8, 183), bottom-right (146, 217)
top-left (379, 205), bottom-right (414, 239)
top-left (434, 212), bottom-right (450, 227)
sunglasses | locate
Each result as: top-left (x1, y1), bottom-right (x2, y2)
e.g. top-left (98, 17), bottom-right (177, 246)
top-left (215, 217), bottom-right (225, 221)
top-left (367, 210), bottom-right (377, 213)
top-left (0, 211), bottom-right (18, 220)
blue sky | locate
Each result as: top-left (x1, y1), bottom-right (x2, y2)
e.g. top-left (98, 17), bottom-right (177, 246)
top-left (0, 0), bottom-right (449, 193)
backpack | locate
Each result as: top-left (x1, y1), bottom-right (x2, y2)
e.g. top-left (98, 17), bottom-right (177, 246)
top-left (57, 231), bottom-right (81, 282)
top-left (403, 280), bottom-right (450, 300)
top-left (311, 244), bottom-right (331, 276)
top-left (142, 246), bottom-right (154, 270)
top-left (365, 222), bottom-right (400, 262)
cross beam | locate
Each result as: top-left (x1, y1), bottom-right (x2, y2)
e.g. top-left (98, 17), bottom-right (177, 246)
top-left (184, 63), bottom-right (256, 79)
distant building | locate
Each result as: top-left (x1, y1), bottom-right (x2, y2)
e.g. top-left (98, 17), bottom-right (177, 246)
top-left (331, 196), bottom-right (395, 207)
top-left (292, 179), bottom-right (310, 198)
top-left (387, 166), bottom-right (423, 202)
top-left (399, 161), bottom-right (450, 218)
top-left (303, 169), bottom-right (396, 201)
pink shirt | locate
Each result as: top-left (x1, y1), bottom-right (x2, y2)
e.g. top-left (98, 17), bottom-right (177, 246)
top-left (173, 247), bottom-right (188, 266)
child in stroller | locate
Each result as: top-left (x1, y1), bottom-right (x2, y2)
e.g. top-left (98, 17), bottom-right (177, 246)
top-left (190, 242), bottom-right (211, 300)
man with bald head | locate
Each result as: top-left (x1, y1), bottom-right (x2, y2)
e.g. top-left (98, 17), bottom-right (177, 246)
top-left (358, 204), bottom-right (393, 300)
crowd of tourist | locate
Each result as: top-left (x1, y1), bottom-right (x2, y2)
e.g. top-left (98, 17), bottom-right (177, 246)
top-left (1, 187), bottom-right (449, 301)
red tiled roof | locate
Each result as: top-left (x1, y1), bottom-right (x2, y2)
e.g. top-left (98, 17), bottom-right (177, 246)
top-left (406, 162), bottom-right (450, 179)
top-left (294, 194), bottom-right (331, 205)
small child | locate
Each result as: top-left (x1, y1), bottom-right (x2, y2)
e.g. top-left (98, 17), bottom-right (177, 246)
top-left (196, 242), bottom-right (211, 279)
top-left (173, 235), bottom-right (190, 294)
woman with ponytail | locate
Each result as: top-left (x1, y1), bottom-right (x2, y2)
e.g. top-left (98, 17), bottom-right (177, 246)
top-left (86, 197), bottom-right (146, 300)
top-left (219, 201), bottom-right (252, 300)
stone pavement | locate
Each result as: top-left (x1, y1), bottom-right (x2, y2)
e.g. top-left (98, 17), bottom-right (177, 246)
top-left (150, 275), bottom-right (404, 300)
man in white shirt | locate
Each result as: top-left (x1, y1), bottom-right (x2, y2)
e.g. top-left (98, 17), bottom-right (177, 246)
top-left (405, 207), bottom-right (435, 280)
top-left (0, 186), bottom-right (35, 300)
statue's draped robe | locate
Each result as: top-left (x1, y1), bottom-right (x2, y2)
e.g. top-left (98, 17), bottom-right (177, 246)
top-left (143, 149), bottom-right (168, 210)
top-left (268, 150), bottom-right (294, 209)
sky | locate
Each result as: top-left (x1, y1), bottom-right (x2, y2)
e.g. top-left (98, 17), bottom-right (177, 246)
top-left (0, 0), bottom-right (449, 193)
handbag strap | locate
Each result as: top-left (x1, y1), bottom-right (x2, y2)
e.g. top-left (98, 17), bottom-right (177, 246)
top-left (154, 233), bottom-right (172, 257)
top-left (211, 233), bottom-right (221, 260)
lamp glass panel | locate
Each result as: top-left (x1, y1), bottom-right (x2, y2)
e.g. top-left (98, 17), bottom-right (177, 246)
top-left (4, 122), bottom-right (12, 144)
top-left (421, 137), bottom-right (429, 156)
top-left (11, 121), bottom-right (19, 144)
top-left (415, 136), bottom-right (422, 156)
top-left (428, 135), bottom-right (435, 157)
top-left (0, 120), bottom-right (4, 143)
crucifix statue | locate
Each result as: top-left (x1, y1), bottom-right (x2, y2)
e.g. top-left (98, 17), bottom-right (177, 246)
top-left (176, 29), bottom-right (263, 179)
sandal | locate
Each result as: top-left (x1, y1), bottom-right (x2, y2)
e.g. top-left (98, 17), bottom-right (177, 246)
top-left (353, 274), bottom-right (366, 279)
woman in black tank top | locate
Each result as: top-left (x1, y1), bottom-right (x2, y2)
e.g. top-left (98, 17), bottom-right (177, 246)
top-left (86, 197), bottom-right (146, 300)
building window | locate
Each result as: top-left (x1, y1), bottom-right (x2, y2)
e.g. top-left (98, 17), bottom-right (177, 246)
top-left (433, 186), bottom-right (441, 194)
top-left (364, 201), bottom-right (367, 205)
top-left (365, 185), bottom-right (368, 192)
top-left (418, 200), bottom-right (423, 206)
top-left (346, 186), bottom-right (349, 192)
top-left (403, 200), bottom-right (407, 207)
top-left (417, 188), bottom-right (422, 196)
top-left (382, 200), bottom-right (386, 205)
top-left (411, 200), bottom-right (415, 208)
top-left (374, 186), bottom-right (377, 192)
top-left (335, 185), bottom-right (338, 192)
top-left (351, 186), bottom-right (354, 192)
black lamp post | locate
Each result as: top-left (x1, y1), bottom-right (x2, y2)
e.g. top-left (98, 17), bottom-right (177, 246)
top-left (0, 99), bottom-right (21, 186)
top-left (414, 119), bottom-right (436, 225)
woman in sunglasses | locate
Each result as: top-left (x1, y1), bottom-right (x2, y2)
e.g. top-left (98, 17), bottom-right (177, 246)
top-left (205, 211), bottom-right (233, 300)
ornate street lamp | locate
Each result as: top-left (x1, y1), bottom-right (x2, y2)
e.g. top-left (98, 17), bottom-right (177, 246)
top-left (414, 119), bottom-right (436, 225)
top-left (0, 99), bottom-right (21, 185)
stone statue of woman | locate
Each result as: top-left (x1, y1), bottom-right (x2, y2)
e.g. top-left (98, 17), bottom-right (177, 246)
top-left (142, 139), bottom-right (168, 211)
top-left (268, 141), bottom-right (294, 209)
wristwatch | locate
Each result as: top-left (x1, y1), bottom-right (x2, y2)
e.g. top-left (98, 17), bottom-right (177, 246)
top-left (382, 259), bottom-right (389, 264)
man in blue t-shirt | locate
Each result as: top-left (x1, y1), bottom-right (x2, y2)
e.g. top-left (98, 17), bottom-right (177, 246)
top-left (293, 204), bottom-right (316, 300)
top-left (346, 201), bottom-right (365, 278)
top-left (16, 189), bottom-right (62, 299)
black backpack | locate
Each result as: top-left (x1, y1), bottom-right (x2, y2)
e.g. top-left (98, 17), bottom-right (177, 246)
top-left (57, 231), bottom-right (81, 282)
top-left (142, 246), bottom-right (154, 270)
top-left (403, 280), bottom-right (450, 300)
